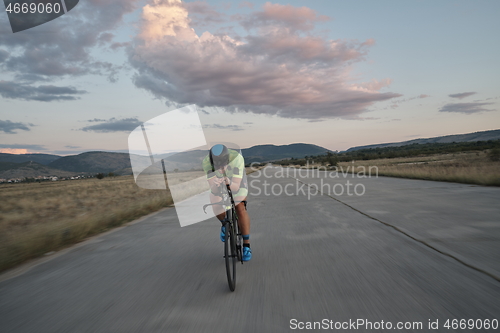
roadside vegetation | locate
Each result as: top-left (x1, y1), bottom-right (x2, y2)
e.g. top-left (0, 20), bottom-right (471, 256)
top-left (0, 175), bottom-right (172, 273)
top-left (340, 151), bottom-right (500, 186)
top-left (0, 167), bottom-right (261, 273)
top-left (336, 139), bottom-right (500, 161)
top-left (273, 141), bottom-right (500, 186)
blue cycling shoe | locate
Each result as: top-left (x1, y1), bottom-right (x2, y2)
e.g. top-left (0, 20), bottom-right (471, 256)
top-left (242, 246), bottom-right (252, 261)
top-left (220, 225), bottom-right (226, 242)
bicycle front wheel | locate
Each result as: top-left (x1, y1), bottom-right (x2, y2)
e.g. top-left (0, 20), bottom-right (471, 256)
top-left (224, 222), bottom-right (237, 291)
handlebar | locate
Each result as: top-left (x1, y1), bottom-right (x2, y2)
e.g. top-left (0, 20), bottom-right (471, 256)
top-left (202, 199), bottom-right (245, 214)
top-left (203, 182), bottom-right (240, 214)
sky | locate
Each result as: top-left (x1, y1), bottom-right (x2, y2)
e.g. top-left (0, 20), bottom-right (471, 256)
top-left (0, 0), bottom-right (499, 155)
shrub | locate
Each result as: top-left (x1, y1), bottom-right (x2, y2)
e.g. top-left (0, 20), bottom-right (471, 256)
top-left (489, 148), bottom-right (500, 161)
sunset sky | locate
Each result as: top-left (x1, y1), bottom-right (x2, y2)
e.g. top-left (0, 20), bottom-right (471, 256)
top-left (1, 0), bottom-right (499, 155)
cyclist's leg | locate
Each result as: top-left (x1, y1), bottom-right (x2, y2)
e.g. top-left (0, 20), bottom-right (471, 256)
top-left (234, 196), bottom-right (251, 261)
top-left (234, 195), bottom-right (249, 244)
top-left (210, 192), bottom-right (225, 221)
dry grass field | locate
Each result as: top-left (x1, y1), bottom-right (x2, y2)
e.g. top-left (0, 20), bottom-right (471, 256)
top-left (338, 150), bottom-right (500, 186)
top-left (0, 168), bottom-right (260, 273)
top-left (0, 175), bottom-right (172, 273)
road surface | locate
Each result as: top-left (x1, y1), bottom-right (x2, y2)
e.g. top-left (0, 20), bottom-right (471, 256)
top-left (1, 167), bottom-right (499, 332)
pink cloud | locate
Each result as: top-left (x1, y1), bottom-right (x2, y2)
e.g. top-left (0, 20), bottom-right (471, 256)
top-left (242, 33), bottom-right (372, 63)
top-left (183, 1), bottom-right (226, 27)
top-left (130, 1), bottom-right (400, 120)
top-left (0, 148), bottom-right (29, 154)
top-left (241, 2), bottom-right (330, 31)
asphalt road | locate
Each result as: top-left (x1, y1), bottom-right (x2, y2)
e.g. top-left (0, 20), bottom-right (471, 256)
top-left (1, 167), bottom-right (499, 332)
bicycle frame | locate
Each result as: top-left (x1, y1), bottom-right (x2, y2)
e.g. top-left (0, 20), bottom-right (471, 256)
top-left (203, 180), bottom-right (243, 291)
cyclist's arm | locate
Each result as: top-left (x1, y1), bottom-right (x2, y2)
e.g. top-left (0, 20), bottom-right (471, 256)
top-left (229, 176), bottom-right (242, 193)
top-left (203, 155), bottom-right (223, 193)
top-left (228, 154), bottom-right (245, 193)
top-left (207, 175), bottom-right (224, 193)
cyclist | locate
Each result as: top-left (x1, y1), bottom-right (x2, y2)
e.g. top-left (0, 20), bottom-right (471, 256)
top-left (202, 144), bottom-right (252, 261)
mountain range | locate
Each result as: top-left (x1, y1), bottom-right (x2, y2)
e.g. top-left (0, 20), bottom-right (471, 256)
top-left (346, 129), bottom-right (500, 151)
top-left (0, 143), bottom-right (330, 179)
top-left (0, 153), bottom-right (61, 165)
top-left (0, 161), bottom-right (77, 179)
top-left (2, 129), bottom-right (498, 179)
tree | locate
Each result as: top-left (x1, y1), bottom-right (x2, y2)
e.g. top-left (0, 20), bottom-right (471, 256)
top-left (327, 152), bottom-right (338, 167)
top-left (489, 148), bottom-right (500, 162)
top-left (96, 173), bottom-right (104, 179)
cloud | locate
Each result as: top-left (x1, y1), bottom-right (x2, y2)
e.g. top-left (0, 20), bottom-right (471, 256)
top-left (391, 94), bottom-right (429, 105)
top-left (0, 49), bottom-right (8, 62)
top-left (239, 1), bottom-right (254, 9)
top-left (98, 32), bottom-right (115, 45)
top-left (80, 117), bottom-right (142, 132)
top-left (50, 150), bottom-right (83, 155)
top-left (0, 120), bottom-right (33, 134)
top-left (0, 148), bottom-right (29, 154)
top-left (203, 124), bottom-right (244, 131)
top-left (0, 0), bottom-right (140, 83)
top-left (110, 42), bottom-right (130, 50)
top-left (449, 92), bottom-right (476, 99)
top-left (13, 74), bottom-right (51, 82)
top-left (130, 0), bottom-right (400, 120)
top-left (183, 1), bottom-right (226, 28)
top-left (439, 102), bottom-right (495, 114)
top-left (0, 144), bottom-right (46, 150)
top-left (65, 145), bottom-right (81, 149)
top-left (241, 2), bottom-right (330, 32)
top-left (0, 81), bottom-right (86, 101)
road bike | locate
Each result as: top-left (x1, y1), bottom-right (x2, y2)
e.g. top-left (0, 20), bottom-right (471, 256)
top-left (203, 179), bottom-right (243, 291)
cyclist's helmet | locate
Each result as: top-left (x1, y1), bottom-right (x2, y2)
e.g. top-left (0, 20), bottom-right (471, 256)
top-left (209, 144), bottom-right (229, 170)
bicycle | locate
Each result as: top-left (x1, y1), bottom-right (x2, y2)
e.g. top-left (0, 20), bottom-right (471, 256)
top-left (203, 178), bottom-right (243, 292)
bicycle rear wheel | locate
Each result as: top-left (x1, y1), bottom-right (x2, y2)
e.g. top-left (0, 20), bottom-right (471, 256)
top-left (224, 222), bottom-right (237, 291)
top-left (234, 210), bottom-right (242, 263)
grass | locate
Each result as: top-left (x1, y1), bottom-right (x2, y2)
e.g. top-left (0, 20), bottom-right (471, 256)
top-left (0, 167), bottom-right (261, 273)
top-left (338, 150), bottom-right (500, 186)
top-left (0, 175), bottom-right (172, 273)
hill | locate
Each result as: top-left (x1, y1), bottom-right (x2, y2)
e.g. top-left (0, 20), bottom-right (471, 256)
top-left (347, 129), bottom-right (500, 152)
top-left (0, 153), bottom-right (61, 165)
top-left (242, 143), bottom-right (331, 163)
top-left (48, 151), bottom-right (132, 174)
top-left (161, 143), bottom-right (332, 168)
top-left (2, 144), bottom-right (331, 179)
top-left (138, 143), bottom-right (332, 173)
top-left (0, 161), bottom-right (77, 179)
